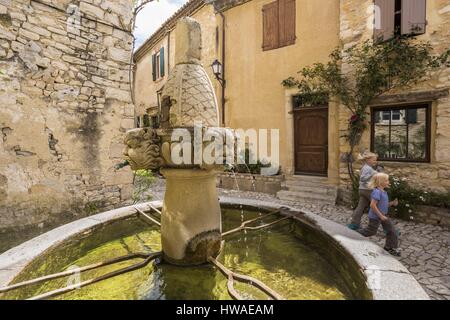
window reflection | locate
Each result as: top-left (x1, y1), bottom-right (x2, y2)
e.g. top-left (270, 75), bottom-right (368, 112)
top-left (372, 106), bottom-right (428, 161)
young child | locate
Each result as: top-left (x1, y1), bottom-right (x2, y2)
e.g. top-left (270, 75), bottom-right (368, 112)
top-left (358, 173), bottom-right (400, 256)
top-left (348, 151), bottom-right (381, 230)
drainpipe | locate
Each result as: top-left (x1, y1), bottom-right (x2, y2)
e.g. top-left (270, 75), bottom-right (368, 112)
top-left (207, 1), bottom-right (226, 126)
top-left (220, 11), bottom-right (226, 127)
top-left (167, 28), bottom-right (171, 76)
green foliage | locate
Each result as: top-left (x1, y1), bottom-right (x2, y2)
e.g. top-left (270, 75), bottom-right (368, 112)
top-left (85, 202), bottom-right (99, 214)
top-left (389, 176), bottom-right (450, 219)
top-left (409, 126), bottom-right (426, 159)
top-left (282, 36), bottom-right (449, 178)
top-left (132, 169), bottom-right (156, 204)
top-left (225, 147), bottom-right (280, 175)
top-left (374, 134), bottom-right (404, 158)
top-left (291, 90), bottom-right (329, 107)
top-left (374, 126), bottom-right (426, 160)
top-left (0, 13), bottom-right (12, 27)
top-left (351, 174), bottom-right (450, 221)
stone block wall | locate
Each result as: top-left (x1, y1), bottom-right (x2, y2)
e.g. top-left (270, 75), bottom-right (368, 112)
top-left (217, 173), bottom-right (283, 195)
top-left (0, 0), bottom-right (135, 231)
top-left (338, 0), bottom-right (450, 198)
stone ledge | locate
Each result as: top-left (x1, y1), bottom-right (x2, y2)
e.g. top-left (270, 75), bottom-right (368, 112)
top-left (370, 89), bottom-right (449, 106)
top-left (0, 201), bottom-right (162, 288)
top-left (415, 205), bottom-right (450, 227)
top-left (217, 173), bottom-right (284, 195)
top-left (219, 197), bottom-right (430, 300)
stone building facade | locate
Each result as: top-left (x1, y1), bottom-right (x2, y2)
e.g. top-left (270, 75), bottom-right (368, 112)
top-left (0, 0), bottom-right (135, 233)
top-left (134, 0), bottom-right (449, 206)
top-left (338, 0), bottom-right (450, 199)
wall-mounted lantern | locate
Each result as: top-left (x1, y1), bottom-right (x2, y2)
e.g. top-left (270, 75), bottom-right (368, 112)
top-left (211, 59), bottom-right (225, 87)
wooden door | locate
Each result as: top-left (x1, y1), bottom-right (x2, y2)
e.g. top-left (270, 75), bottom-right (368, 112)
top-left (294, 107), bottom-right (328, 176)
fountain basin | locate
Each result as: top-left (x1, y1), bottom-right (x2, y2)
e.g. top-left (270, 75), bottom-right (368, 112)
top-left (0, 198), bottom-right (429, 300)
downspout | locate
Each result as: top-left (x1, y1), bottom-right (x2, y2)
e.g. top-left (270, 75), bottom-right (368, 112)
top-left (208, 1), bottom-right (226, 126)
top-left (220, 10), bottom-right (226, 127)
top-left (167, 29), bottom-right (171, 76)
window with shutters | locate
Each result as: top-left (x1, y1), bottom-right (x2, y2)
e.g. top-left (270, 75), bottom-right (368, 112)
top-left (155, 52), bottom-right (160, 79)
top-left (262, 0), bottom-right (296, 51)
top-left (371, 104), bottom-right (431, 162)
top-left (152, 47), bottom-right (165, 81)
top-left (374, 0), bottom-right (427, 42)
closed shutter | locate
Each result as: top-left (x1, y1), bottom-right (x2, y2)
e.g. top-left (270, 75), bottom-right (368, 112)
top-left (262, 1), bottom-right (279, 51)
top-left (406, 109), bottom-right (418, 124)
top-left (401, 0), bottom-right (426, 35)
top-left (143, 114), bottom-right (150, 127)
top-left (160, 47), bottom-right (165, 77)
top-left (152, 53), bottom-right (156, 81)
top-left (374, 0), bottom-right (395, 41)
top-left (279, 0), bottom-right (296, 47)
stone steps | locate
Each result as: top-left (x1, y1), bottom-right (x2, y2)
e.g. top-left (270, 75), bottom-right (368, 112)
top-left (277, 175), bottom-right (337, 204)
top-left (281, 184), bottom-right (336, 195)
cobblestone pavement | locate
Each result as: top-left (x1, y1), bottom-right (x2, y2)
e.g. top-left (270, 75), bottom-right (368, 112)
top-left (146, 179), bottom-right (449, 300)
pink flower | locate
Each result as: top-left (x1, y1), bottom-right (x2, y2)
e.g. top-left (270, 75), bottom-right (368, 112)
top-left (350, 114), bottom-right (359, 123)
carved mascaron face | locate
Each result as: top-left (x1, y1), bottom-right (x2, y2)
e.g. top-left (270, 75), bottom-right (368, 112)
top-left (123, 128), bottom-right (164, 171)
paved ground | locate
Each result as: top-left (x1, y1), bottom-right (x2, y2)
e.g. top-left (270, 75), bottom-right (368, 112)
top-left (148, 179), bottom-right (450, 300)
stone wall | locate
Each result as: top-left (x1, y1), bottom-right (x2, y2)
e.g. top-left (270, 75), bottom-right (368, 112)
top-left (338, 0), bottom-right (450, 199)
top-left (217, 173), bottom-right (283, 195)
top-left (0, 0), bottom-right (135, 232)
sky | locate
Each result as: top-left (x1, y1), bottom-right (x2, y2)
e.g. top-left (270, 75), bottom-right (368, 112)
top-left (134, 0), bottom-right (189, 50)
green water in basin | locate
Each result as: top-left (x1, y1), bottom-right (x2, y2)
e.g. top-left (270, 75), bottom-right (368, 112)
top-left (2, 209), bottom-right (354, 300)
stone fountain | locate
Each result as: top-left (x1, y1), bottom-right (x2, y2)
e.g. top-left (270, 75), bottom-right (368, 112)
top-left (124, 17), bottom-right (226, 266)
top-left (0, 16), bottom-right (430, 302)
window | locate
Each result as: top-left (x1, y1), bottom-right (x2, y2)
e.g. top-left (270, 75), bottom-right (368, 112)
top-left (381, 110), bottom-right (402, 123)
top-left (262, 0), bottom-right (296, 51)
top-left (155, 52), bottom-right (160, 79)
top-left (374, 0), bottom-right (426, 42)
top-left (135, 116), bottom-right (141, 128)
top-left (394, 0), bottom-right (402, 36)
top-left (151, 116), bottom-right (160, 128)
top-left (152, 47), bottom-right (165, 81)
top-left (371, 104), bottom-right (430, 162)
top-left (142, 114), bottom-right (150, 127)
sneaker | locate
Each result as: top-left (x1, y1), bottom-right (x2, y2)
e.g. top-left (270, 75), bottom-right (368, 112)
top-left (384, 247), bottom-right (401, 257)
top-left (347, 223), bottom-right (360, 230)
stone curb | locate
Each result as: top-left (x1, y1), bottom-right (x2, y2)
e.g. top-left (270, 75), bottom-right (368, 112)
top-left (0, 201), bottom-right (162, 288)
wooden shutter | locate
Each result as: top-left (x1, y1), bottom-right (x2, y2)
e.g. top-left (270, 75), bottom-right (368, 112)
top-left (374, 0), bottom-right (395, 41)
top-left (262, 1), bottom-right (279, 51)
top-left (279, 0), bottom-right (296, 47)
top-left (143, 114), bottom-right (150, 127)
top-left (406, 108), bottom-right (418, 124)
top-left (401, 0), bottom-right (426, 35)
top-left (152, 53), bottom-right (156, 81)
top-left (160, 47), bottom-right (165, 77)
